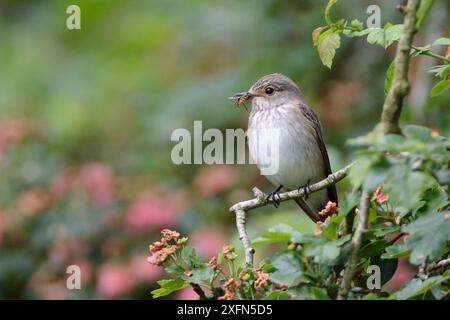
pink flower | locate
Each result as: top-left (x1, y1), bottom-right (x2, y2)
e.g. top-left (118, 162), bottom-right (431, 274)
top-left (80, 163), bottom-right (115, 207)
top-left (194, 165), bottom-right (237, 197)
top-left (126, 192), bottom-right (183, 232)
top-left (96, 264), bottom-right (134, 299)
top-left (189, 228), bottom-right (227, 259)
top-left (176, 287), bottom-right (199, 300)
top-left (129, 253), bottom-right (162, 282)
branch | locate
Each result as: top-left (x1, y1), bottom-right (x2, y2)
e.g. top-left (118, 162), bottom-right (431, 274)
top-left (337, 190), bottom-right (370, 300)
top-left (373, 0), bottom-right (421, 135)
top-left (427, 258), bottom-right (450, 273)
top-left (229, 162), bottom-right (354, 266)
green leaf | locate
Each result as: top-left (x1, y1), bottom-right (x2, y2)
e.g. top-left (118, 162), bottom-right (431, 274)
top-left (310, 287), bottom-right (331, 300)
top-left (348, 156), bottom-right (373, 189)
top-left (402, 213), bottom-right (450, 265)
top-left (180, 246), bottom-right (201, 267)
top-left (270, 251), bottom-right (303, 286)
top-left (151, 279), bottom-right (190, 298)
top-left (384, 164), bottom-right (435, 215)
top-left (312, 27), bottom-right (325, 46)
top-left (264, 290), bottom-right (291, 300)
top-left (415, 187), bottom-right (449, 216)
top-left (428, 64), bottom-right (450, 78)
top-left (252, 224), bottom-right (300, 246)
top-left (359, 240), bottom-right (387, 259)
top-left (365, 24), bottom-right (403, 49)
top-left (372, 223), bottom-right (400, 237)
top-left (183, 267), bottom-right (215, 285)
top-left (394, 275), bottom-right (449, 300)
top-left (382, 243), bottom-right (411, 259)
top-left (384, 61), bottom-right (395, 95)
top-left (316, 29), bottom-right (341, 69)
top-left (416, 0), bottom-right (434, 29)
top-left (164, 264), bottom-right (185, 277)
top-left (384, 24), bottom-right (403, 48)
top-left (430, 79), bottom-right (450, 98)
top-left (304, 236), bottom-right (350, 265)
top-left (432, 37), bottom-right (450, 46)
top-left (349, 19), bottom-right (364, 30)
top-left (403, 125), bottom-right (436, 143)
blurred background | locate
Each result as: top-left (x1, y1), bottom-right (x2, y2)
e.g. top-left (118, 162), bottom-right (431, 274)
top-left (0, 0), bottom-right (448, 299)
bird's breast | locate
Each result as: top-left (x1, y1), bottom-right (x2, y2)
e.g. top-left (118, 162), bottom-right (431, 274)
top-left (248, 105), bottom-right (324, 189)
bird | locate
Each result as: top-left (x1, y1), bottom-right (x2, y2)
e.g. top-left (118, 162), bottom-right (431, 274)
top-left (230, 73), bottom-right (337, 222)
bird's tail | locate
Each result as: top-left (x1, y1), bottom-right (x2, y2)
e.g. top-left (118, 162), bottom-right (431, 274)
top-left (293, 198), bottom-right (324, 223)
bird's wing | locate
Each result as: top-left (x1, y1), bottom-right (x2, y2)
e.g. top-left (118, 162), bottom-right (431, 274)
top-left (299, 102), bottom-right (338, 206)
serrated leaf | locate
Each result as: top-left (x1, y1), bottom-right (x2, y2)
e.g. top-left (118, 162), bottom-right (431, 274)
top-left (270, 251), bottom-right (303, 286)
top-left (180, 246), bottom-right (201, 267)
top-left (402, 213), bottom-right (450, 265)
top-left (316, 29), bottom-right (341, 68)
top-left (312, 27), bottom-right (325, 46)
top-left (183, 267), bottom-right (214, 285)
top-left (384, 164), bottom-right (435, 214)
top-left (382, 243), bottom-right (411, 259)
top-left (394, 275), bottom-right (449, 300)
top-left (365, 24), bottom-right (402, 49)
top-left (372, 224), bottom-right (400, 237)
top-left (151, 279), bottom-right (190, 298)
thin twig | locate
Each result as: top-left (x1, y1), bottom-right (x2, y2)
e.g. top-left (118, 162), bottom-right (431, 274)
top-left (190, 283), bottom-right (207, 299)
top-left (373, 0), bottom-right (421, 135)
top-left (412, 45), bottom-right (450, 63)
top-left (386, 232), bottom-right (405, 246)
top-left (229, 162), bottom-right (354, 266)
top-left (427, 258), bottom-right (450, 273)
top-left (337, 190), bottom-right (371, 300)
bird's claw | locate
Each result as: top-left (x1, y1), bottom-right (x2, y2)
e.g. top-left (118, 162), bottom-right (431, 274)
top-left (267, 185), bottom-right (283, 208)
top-left (298, 179), bottom-right (312, 200)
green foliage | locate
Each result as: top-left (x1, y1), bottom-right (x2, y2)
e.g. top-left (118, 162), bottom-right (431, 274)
top-left (151, 279), bottom-right (190, 298)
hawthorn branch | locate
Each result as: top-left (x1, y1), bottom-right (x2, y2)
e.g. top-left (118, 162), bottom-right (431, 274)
top-left (337, 190), bottom-right (371, 300)
top-left (373, 0), bottom-right (421, 135)
top-left (229, 162), bottom-right (354, 266)
top-left (427, 258), bottom-right (450, 273)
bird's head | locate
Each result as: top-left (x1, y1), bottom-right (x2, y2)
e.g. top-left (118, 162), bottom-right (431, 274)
top-left (230, 73), bottom-right (302, 109)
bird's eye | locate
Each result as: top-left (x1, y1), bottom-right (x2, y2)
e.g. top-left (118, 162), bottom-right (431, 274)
top-left (265, 87), bottom-right (274, 95)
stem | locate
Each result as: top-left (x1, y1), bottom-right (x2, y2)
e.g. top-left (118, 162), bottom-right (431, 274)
top-left (412, 45), bottom-right (450, 63)
top-left (337, 190), bottom-right (371, 300)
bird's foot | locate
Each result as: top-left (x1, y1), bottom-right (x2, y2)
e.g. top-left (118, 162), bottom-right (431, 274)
top-left (298, 179), bottom-right (312, 200)
top-left (266, 185), bottom-right (283, 208)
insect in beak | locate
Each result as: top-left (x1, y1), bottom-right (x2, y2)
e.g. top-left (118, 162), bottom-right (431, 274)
top-left (229, 92), bottom-right (255, 111)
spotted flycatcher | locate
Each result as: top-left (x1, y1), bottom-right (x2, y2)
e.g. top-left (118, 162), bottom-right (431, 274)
top-left (231, 73), bottom-right (338, 222)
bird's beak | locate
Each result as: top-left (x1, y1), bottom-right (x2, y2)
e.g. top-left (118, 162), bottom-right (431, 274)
top-left (229, 91), bottom-right (255, 106)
